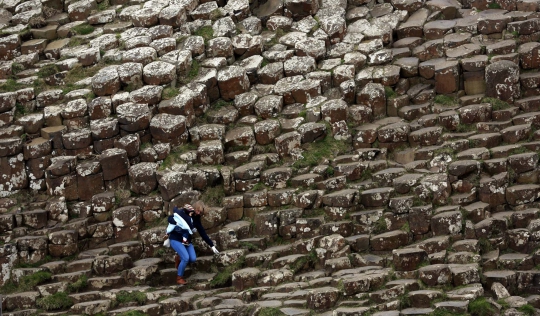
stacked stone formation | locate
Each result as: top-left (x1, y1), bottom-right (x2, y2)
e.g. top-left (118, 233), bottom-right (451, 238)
top-left (4, 0), bottom-right (540, 314)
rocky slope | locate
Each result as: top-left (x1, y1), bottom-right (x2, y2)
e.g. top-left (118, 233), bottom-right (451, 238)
top-left (2, 0), bottom-right (540, 314)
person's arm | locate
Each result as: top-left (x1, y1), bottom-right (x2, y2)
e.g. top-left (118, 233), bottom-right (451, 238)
top-left (193, 217), bottom-right (214, 247)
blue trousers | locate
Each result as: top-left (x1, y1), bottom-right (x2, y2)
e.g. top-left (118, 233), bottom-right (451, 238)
top-left (170, 240), bottom-right (196, 277)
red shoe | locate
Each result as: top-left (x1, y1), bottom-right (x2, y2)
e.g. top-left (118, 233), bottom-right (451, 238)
top-left (174, 254), bottom-right (180, 270)
top-left (177, 276), bottom-right (187, 285)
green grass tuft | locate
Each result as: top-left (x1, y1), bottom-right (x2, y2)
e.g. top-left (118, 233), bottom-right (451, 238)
top-left (162, 87), bottom-right (179, 100)
top-left (1, 271), bottom-right (52, 294)
top-left (158, 143), bottom-right (197, 170)
top-left (67, 275), bottom-right (88, 293)
top-left (518, 304), bottom-right (535, 316)
top-left (115, 290), bottom-right (147, 305)
top-left (201, 186), bottom-right (225, 207)
top-left (292, 127), bottom-right (350, 169)
top-left (482, 97), bottom-right (511, 111)
top-left (0, 79), bottom-right (25, 92)
top-left (210, 257), bottom-right (245, 288)
top-left (73, 24), bottom-right (95, 35)
top-left (98, 0), bottom-right (110, 10)
top-left (37, 64), bottom-right (59, 78)
top-left (384, 86), bottom-right (397, 99)
top-left (212, 99), bottom-right (232, 109)
top-left (469, 297), bottom-right (495, 316)
top-left (117, 311), bottom-right (148, 316)
top-left (259, 307), bottom-right (286, 316)
top-left (488, 2), bottom-right (501, 8)
top-left (36, 292), bottom-right (73, 311)
top-left (194, 25), bottom-right (214, 44)
top-left (434, 94), bottom-right (458, 105)
top-left (430, 309), bottom-right (468, 316)
top-left (11, 62), bottom-right (24, 74)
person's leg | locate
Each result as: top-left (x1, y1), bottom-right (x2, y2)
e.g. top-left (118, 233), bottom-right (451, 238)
top-left (170, 239), bottom-right (189, 277)
top-left (186, 244), bottom-right (197, 264)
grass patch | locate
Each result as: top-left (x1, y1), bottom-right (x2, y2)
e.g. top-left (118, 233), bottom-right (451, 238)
top-left (259, 307), bottom-right (286, 316)
top-left (373, 216), bottom-right (388, 234)
top-left (115, 290), bottom-right (147, 305)
top-left (266, 29), bottom-right (285, 47)
top-left (478, 237), bottom-right (493, 254)
top-left (209, 8), bottom-right (223, 20)
top-left (488, 2), bottom-right (501, 8)
top-left (290, 250), bottom-right (317, 273)
top-left (0, 271), bottom-right (52, 294)
top-left (385, 86), bottom-right (397, 99)
top-left (36, 292), bottom-right (73, 311)
top-left (239, 242), bottom-right (260, 252)
top-left (509, 146), bottom-right (528, 155)
top-left (212, 99), bottom-right (232, 109)
top-left (67, 275), bottom-right (88, 293)
top-left (455, 123), bottom-right (475, 133)
top-left (72, 24), bottom-right (95, 35)
top-left (98, 0), bottom-right (110, 10)
top-left (0, 79), bottom-right (25, 92)
top-left (434, 94), bottom-right (458, 105)
top-left (37, 64), bottom-right (59, 78)
top-left (518, 304), bottom-right (535, 316)
top-left (497, 299), bottom-right (509, 309)
top-left (400, 222), bottom-right (410, 233)
top-left (251, 182), bottom-right (267, 191)
top-left (68, 37), bottom-right (84, 47)
top-left (482, 97), bottom-right (511, 111)
top-left (117, 311), bottom-right (148, 316)
top-left (158, 143), bottom-right (197, 170)
top-left (430, 310), bottom-right (468, 316)
top-left (200, 186), bottom-right (225, 207)
top-left (292, 128), bottom-right (350, 169)
top-left (210, 256), bottom-right (245, 288)
top-left (179, 59), bottom-right (200, 84)
top-left (162, 87), bottom-right (179, 100)
top-left (11, 62), bottom-right (24, 74)
top-left (469, 297), bottom-right (495, 316)
top-left (194, 25), bottom-right (213, 44)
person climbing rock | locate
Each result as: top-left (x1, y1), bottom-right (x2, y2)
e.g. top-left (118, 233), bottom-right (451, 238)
top-left (166, 201), bottom-right (219, 285)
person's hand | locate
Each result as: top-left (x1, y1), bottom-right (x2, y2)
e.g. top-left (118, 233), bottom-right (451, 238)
top-left (163, 235), bottom-right (169, 241)
top-left (211, 246), bottom-right (219, 254)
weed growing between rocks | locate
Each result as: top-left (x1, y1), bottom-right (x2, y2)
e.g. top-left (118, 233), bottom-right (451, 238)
top-left (293, 131), bottom-right (350, 169)
top-left (482, 97), bottom-right (511, 111)
top-left (67, 275), bottom-right (88, 293)
top-left (194, 25), bottom-right (214, 44)
top-left (434, 94), bottom-right (458, 106)
top-left (0, 79), bottom-right (25, 92)
top-left (162, 87), bottom-right (179, 100)
top-left (469, 297), bottom-right (495, 316)
top-left (115, 311), bottom-right (148, 316)
top-left (210, 256), bottom-right (245, 288)
top-left (384, 86), bottom-right (397, 99)
top-left (259, 307), bottom-right (286, 316)
top-left (0, 271), bottom-right (52, 294)
top-left (201, 185), bottom-right (225, 206)
top-left (37, 64), bottom-right (60, 78)
top-left (36, 292), bottom-right (74, 311)
top-left (115, 290), bottom-right (147, 306)
top-left (72, 24), bottom-right (95, 35)
top-left (158, 143), bottom-right (197, 170)
top-left (518, 304), bottom-right (535, 315)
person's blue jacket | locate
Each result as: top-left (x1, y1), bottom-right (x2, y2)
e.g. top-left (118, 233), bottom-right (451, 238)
top-left (168, 206), bottom-right (214, 247)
